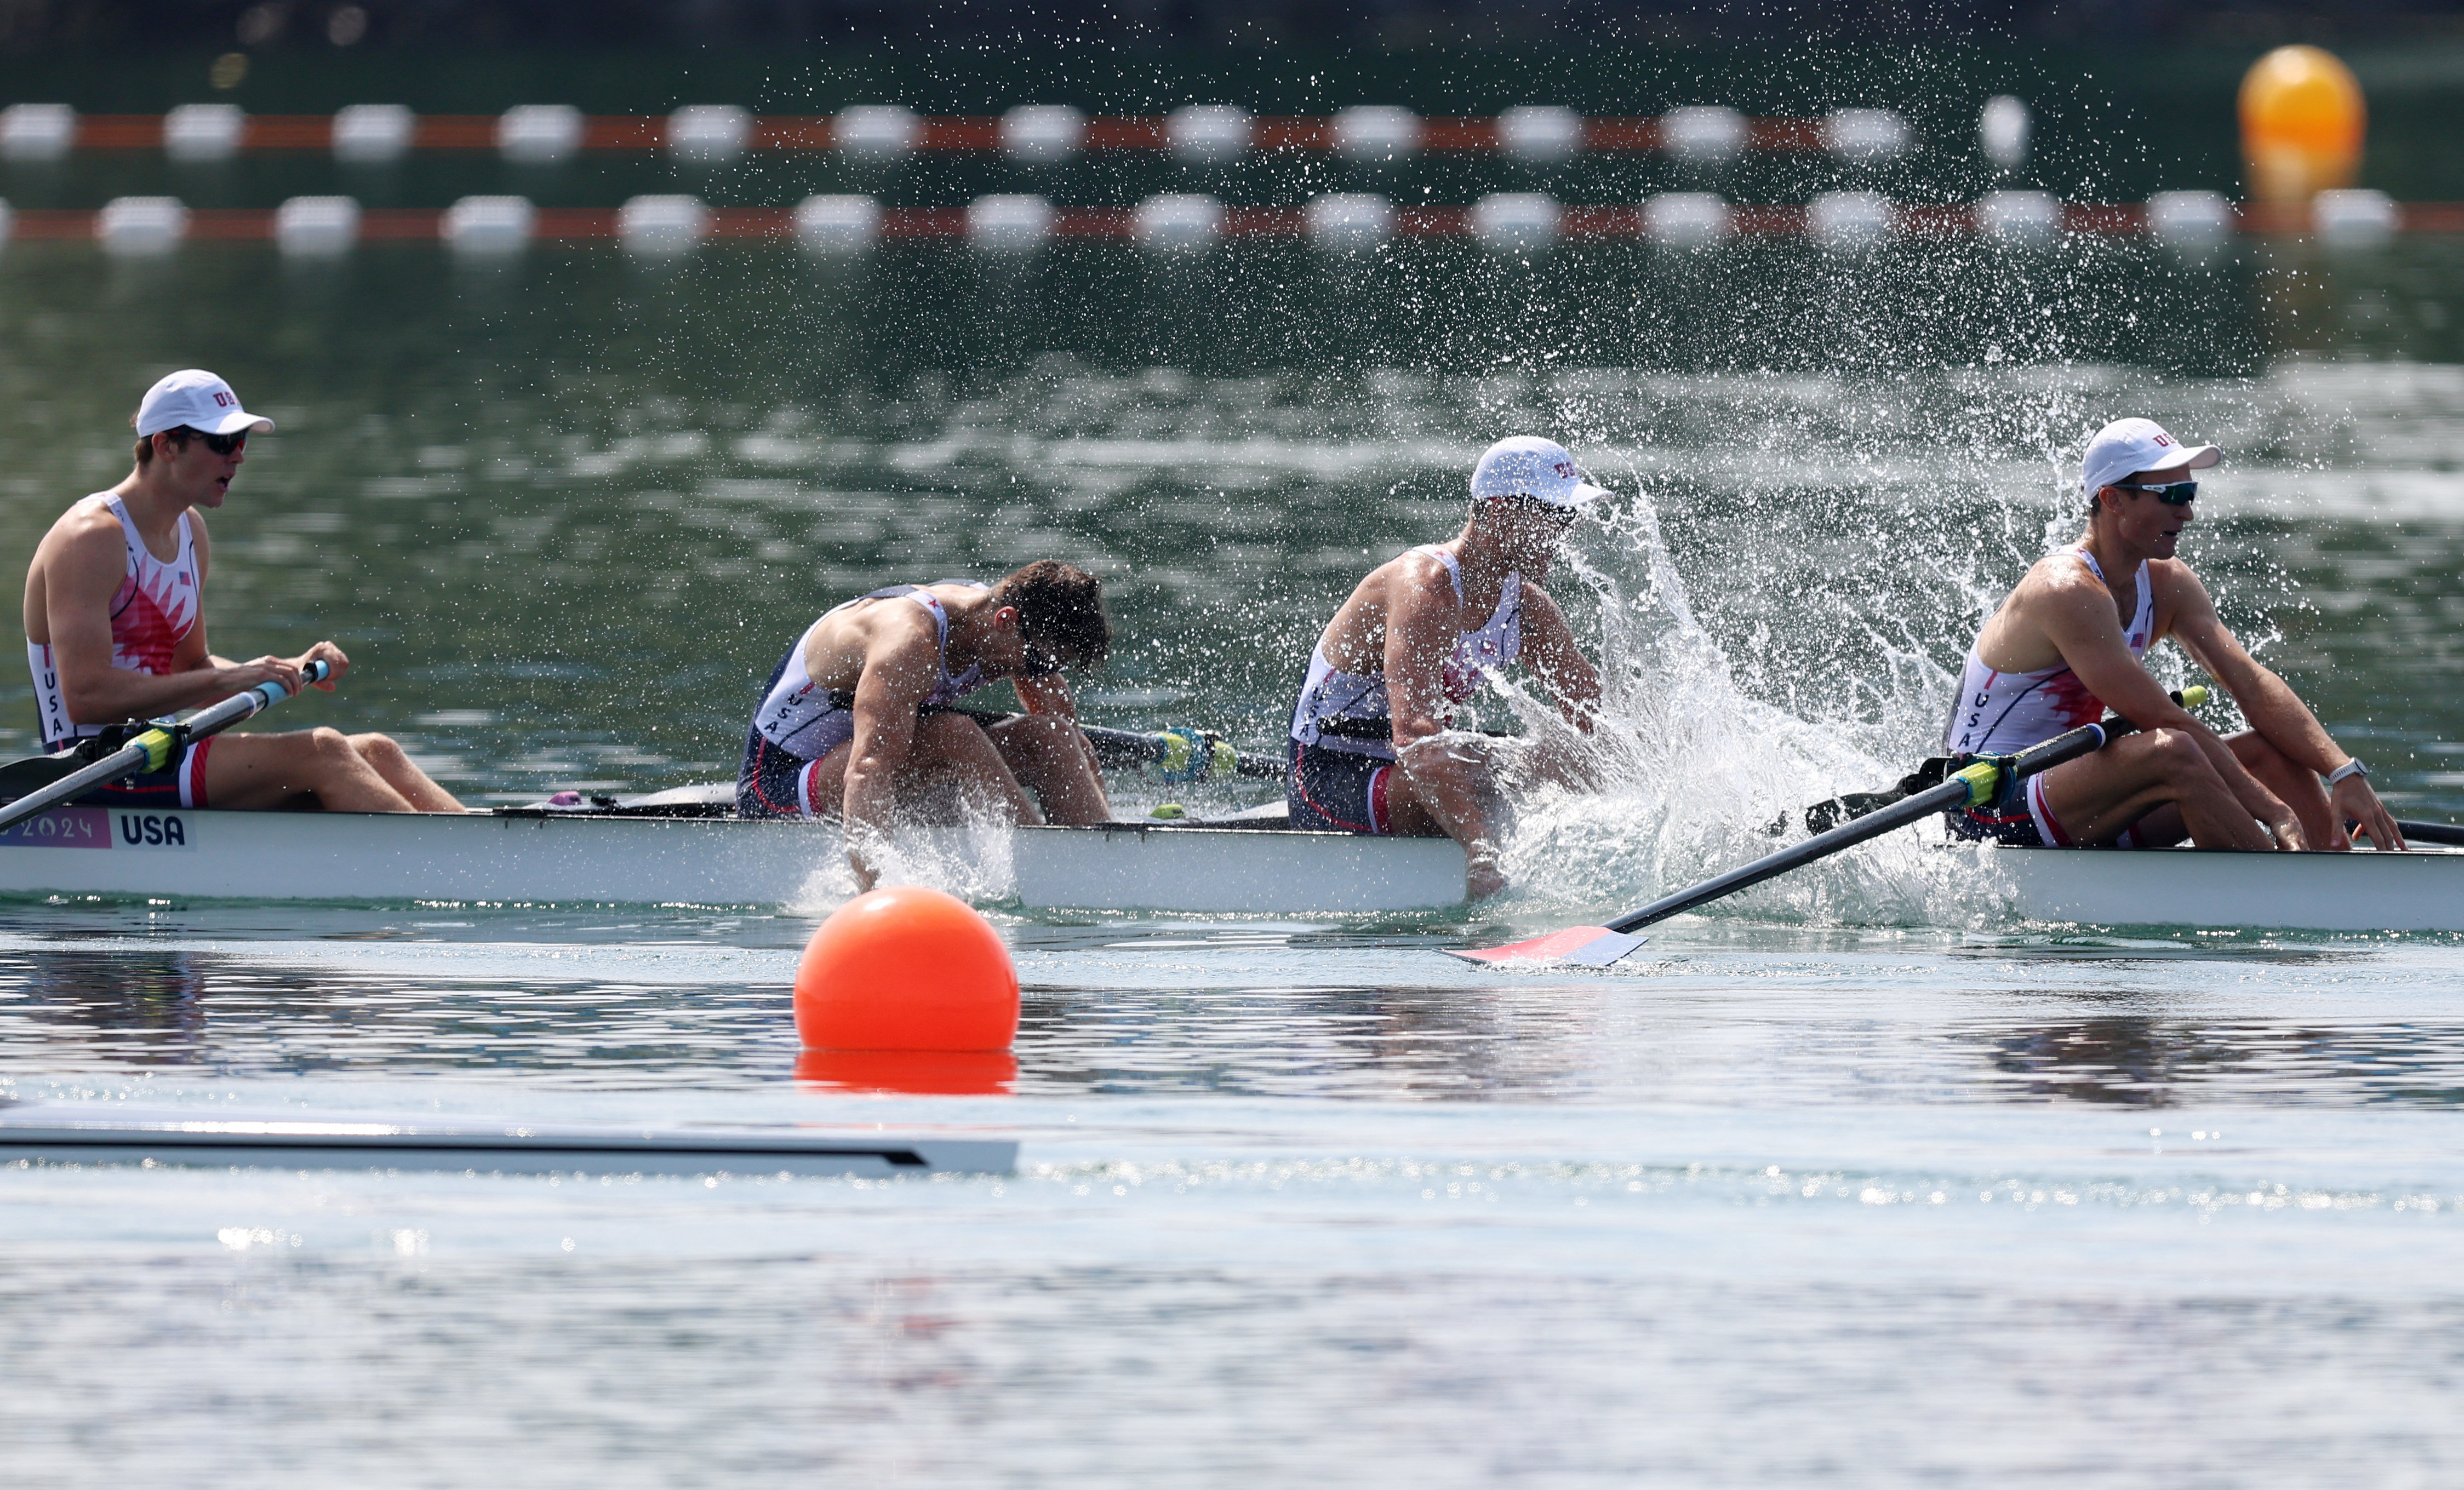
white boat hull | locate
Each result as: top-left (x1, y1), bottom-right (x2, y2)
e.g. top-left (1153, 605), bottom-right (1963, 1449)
top-left (5, 801), bottom-right (2457, 930)
top-left (1960, 842), bottom-right (2464, 932)
top-left (0, 804), bottom-right (843, 905)
top-left (1013, 823), bottom-right (1467, 913)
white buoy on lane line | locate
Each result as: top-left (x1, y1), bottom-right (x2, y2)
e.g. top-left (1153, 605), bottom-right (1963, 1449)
top-left (164, 104), bottom-right (245, 162)
top-left (1000, 105), bottom-right (1082, 162)
top-left (1471, 192), bottom-right (1559, 252)
top-left (97, 196), bottom-right (188, 255)
top-left (1306, 193), bottom-right (1393, 251)
top-left (667, 105), bottom-right (750, 161)
top-left (276, 196), bottom-right (361, 256)
top-left (1167, 105), bottom-right (1250, 162)
top-left (967, 193), bottom-right (1055, 250)
top-left (619, 194), bottom-right (708, 254)
top-left (498, 105), bottom-right (581, 164)
top-left (443, 194), bottom-right (535, 255)
top-left (1497, 106), bottom-right (1583, 163)
top-left (1645, 191), bottom-right (1731, 248)
top-left (1, 103), bottom-right (76, 161)
top-left (1134, 192), bottom-right (1224, 249)
top-left (796, 193), bottom-right (881, 253)
top-left (331, 104), bottom-right (414, 163)
top-left (834, 105), bottom-right (918, 159)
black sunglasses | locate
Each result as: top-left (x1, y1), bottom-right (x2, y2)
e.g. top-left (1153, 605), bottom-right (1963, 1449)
top-left (2111, 479), bottom-right (2197, 506)
top-left (182, 427), bottom-right (247, 457)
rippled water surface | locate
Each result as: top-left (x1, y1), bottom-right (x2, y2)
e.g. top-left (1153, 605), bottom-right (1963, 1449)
top-left (5, 91), bottom-right (2464, 1485)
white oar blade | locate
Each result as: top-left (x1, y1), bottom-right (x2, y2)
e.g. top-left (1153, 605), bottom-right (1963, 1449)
top-left (1443, 926), bottom-right (1648, 966)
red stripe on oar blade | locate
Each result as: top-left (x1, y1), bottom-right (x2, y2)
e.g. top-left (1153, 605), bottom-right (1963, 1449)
top-left (1443, 926), bottom-right (1648, 965)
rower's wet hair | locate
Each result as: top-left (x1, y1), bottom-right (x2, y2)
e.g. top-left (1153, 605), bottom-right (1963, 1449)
top-left (993, 560), bottom-right (1111, 670)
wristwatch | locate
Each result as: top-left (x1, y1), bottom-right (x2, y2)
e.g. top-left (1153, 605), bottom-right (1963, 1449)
top-left (2326, 757), bottom-right (2369, 786)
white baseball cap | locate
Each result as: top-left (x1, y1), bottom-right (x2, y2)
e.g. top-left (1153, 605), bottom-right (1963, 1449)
top-left (133, 369), bottom-right (275, 439)
top-left (2081, 416), bottom-right (2219, 497)
top-left (1470, 435), bottom-right (1613, 508)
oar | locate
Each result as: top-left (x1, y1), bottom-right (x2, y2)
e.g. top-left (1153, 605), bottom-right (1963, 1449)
top-left (0, 660), bottom-right (331, 833)
top-left (1447, 685), bottom-right (2210, 967)
top-left (952, 708), bottom-right (1284, 781)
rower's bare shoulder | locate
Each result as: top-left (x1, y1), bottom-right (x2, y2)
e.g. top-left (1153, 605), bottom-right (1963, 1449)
top-left (34, 500), bottom-right (125, 569)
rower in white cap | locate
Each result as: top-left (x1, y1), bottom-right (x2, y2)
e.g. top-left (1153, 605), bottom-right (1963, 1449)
top-left (1941, 416), bottom-right (2402, 852)
top-left (19, 370), bottom-right (464, 813)
top-left (1288, 435), bottom-right (1610, 898)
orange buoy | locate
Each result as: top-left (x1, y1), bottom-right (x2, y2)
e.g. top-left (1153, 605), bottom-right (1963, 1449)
top-left (2240, 44), bottom-right (2365, 203)
top-left (793, 885), bottom-right (1019, 1051)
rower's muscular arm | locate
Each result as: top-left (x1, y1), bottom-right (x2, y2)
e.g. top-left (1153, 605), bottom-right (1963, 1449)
top-left (1014, 674), bottom-right (1076, 719)
top-left (2035, 568), bottom-right (2301, 847)
top-left (34, 515), bottom-right (231, 723)
top-left (1517, 582), bottom-right (1602, 729)
top-left (838, 620), bottom-right (939, 881)
top-left (2165, 565), bottom-right (2403, 851)
top-left (1385, 557), bottom-right (1500, 867)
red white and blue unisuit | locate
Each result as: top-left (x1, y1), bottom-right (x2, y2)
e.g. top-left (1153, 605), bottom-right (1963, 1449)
top-left (1286, 545), bottom-right (1521, 835)
top-left (736, 582), bottom-right (990, 820)
top-left (1942, 545), bottom-right (2157, 847)
top-left (25, 494), bottom-right (215, 807)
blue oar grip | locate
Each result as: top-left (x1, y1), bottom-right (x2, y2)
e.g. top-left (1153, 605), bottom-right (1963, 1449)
top-left (251, 658), bottom-right (333, 710)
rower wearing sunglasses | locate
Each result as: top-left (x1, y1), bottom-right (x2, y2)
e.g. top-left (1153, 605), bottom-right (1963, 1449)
top-left (1288, 436), bottom-right (1610, 899)
top-left (1943, 416), bottom-right (2402, 853)
top-left (738, 560), bottom-right (1113, 889)
top-left (20, 370), bottom-right (464, 813)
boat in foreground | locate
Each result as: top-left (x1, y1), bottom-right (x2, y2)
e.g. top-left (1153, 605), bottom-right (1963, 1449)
top-left (1, 794), bottom-right (2457, 930)
top-left (0, 1101), bottom-right (1016, 1176)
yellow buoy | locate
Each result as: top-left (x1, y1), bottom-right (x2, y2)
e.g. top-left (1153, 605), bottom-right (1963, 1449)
top-left (2240, 44), bottom-right (2366, 203)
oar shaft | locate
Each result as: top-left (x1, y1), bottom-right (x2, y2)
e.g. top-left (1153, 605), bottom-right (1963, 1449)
top-left (953, 709), bottom-right (1285, 780)
top-left (0, 662), bottom-right (329, 834)
top-left (1610, 776), bottom-right (1974, 932)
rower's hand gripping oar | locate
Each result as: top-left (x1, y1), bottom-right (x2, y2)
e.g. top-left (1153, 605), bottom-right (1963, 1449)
top-left (0, 660), bottom-right (332, 834)
top-left (1447, 686), bottom-right (2210, 967)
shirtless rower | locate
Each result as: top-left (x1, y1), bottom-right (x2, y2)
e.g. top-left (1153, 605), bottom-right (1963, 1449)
top-left (739, 560), bottom-right (1113, 889)
top-left (1943, 416), bottom-right (2402, 853)
top-left (21, 370), bottom-right (463, 813)
top-left (1288, 436), bottom-right (1609, 898)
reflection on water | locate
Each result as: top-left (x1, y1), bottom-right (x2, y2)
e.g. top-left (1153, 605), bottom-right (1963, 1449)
top-left (1979, 1015), bottom-right (2464, 1108)
top-left (10, 930), bottom-right (2464, 1110)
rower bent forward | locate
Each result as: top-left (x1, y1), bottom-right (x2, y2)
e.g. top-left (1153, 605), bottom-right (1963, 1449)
top-left (1289, 436), bottom-right (1610, 898)
top-left (738, 560), bottom-right (1113, 889)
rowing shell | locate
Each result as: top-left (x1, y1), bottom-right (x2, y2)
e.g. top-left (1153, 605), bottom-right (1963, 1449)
top-left (1, 796), bottom-right (2456, 929)
top-left (0, 1102), bottom-right (1016, 1176)
top-left (0, 798), bottom-right (1469, 912)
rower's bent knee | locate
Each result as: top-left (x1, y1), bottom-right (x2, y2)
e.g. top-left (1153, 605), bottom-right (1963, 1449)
top-left (2141, 727), bottom-right (2215, 782)
top-left (307, 725), bottom-right (357, 759)
top-left (348, 731), bottom-right (415, 770)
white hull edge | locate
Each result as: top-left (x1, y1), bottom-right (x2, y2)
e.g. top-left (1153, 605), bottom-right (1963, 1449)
top-left (1962, 842), bottom-right (2464, 932)
top-left (0, 804), bottom-right (843, 904)
top-left (1013, 823), bottom-right (1467, 913)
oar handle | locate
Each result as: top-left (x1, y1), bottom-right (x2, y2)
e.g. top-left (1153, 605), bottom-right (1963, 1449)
top-left (0, 659), bottom-right (334, 834)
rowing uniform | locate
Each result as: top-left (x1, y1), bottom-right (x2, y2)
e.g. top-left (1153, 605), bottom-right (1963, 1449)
top-left (1941, 545), bottom-right (2156, 847)
top-left (1286, 546), bottom-right (1521, 834)
top-left (736, 582), bottom-right (990, 819)
top-left (23, 494), bottom-right (215, 807)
